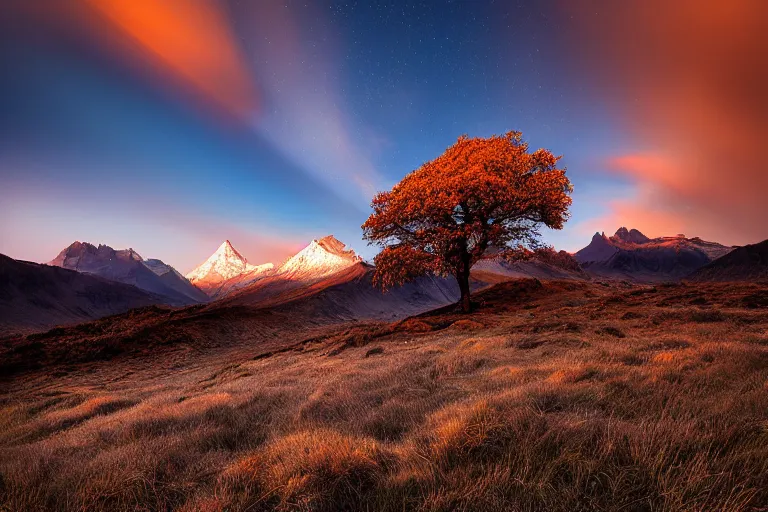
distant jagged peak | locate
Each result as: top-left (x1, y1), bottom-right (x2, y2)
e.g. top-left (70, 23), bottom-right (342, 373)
top-left (612, 227), bottom-right (650, 245)
top-left (49, 241), bottom-right (90, 267)
top-left (576, 231), bottom-right (620, 264)
top-left (61, 240), bottom-right (97, 254)
top-left (575, 225), bottom-right (734, 271)
top-left (118, 247), bottom-right (144, 261)
top-left (49, 240), bottom-right (143, 266)
top-left (591, 231), bottom-right (611, 243)
top-left (69, 240), bottom-right (92, 249)
top-left (56, 241), bottom-right (143, 258)
top-left (614, 227), bottom-right (630, 238)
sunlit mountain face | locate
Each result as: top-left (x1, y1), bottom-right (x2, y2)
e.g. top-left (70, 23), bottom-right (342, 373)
top-left (1, 1), bottom-right (765, 271)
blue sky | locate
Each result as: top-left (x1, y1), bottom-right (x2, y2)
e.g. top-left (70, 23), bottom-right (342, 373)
top-left (3, 1), bottom-right (761, 272)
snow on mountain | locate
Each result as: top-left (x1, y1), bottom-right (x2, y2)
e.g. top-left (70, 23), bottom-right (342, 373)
top-left (185, 235), bottom-right (364, 301)
top-left (240, 262), bottom-right (275, 279)
top-left (221, 234), bottom-right (576, 320)
top-left (276, 235), bottom-right (362, 280)
top-left (218, 236), bottom-right (368, 307)
top-left (186, 240), bottom-right (274, 299)
top-left (219, 236), bottom-right (462, 320)
top-left (48, 242), bottom-right (207, 305)
top-left (144, 258), bottom-right (184, 279)
top-left (187, 241), bottom-right (258, 282)
top-left (653, 236), bottom-right (734, 261)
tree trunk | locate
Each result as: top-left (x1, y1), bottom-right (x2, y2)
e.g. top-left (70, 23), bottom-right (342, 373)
top-left (457, 272), bottom-right (471, 313)
top-left (456, 255), bottom-right (472, 313)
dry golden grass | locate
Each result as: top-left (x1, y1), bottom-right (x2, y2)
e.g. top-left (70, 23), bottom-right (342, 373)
top-left (1, 279), bottom-right (768, 511)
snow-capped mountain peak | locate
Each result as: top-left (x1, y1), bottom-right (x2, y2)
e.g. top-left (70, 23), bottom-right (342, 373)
top-left (211, 240), bottom-right (246, 266)
top-left (187, 240), bottom-right (257, 282)
top-left (277, 235), bottom-right (362, 279)
top-left (186, 240), bottom-right (275, 298)
top-left (217, 240), bottom-right (243, 260)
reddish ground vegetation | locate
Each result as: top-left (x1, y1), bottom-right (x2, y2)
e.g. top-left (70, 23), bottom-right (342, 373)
top-left (531, 246), bottom-right (584, 273)
top-left (1, 279), bottom-right (767, 511)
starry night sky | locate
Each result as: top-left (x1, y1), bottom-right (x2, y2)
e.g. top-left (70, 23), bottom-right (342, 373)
top-left (1, 1), bottom-right (765, 271)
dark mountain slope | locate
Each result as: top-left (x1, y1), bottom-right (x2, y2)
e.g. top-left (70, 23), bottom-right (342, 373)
top-left (219, 262), bottom-right (460, 320)
top-left (688, 240), bottom-right (768, 282)
top-left (0, 254), bottom-right (163, 336)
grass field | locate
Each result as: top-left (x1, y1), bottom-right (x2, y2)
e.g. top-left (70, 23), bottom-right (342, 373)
top-left (1, 279), bottom-right (767, 511)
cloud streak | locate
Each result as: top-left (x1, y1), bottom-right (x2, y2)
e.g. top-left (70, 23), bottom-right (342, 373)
top-left (84, 0), bottom-right (382, 208)
top-left (234, 0), bottom-right (383, 207)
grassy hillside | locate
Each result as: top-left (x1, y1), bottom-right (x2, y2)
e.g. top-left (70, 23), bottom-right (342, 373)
top-left (1, 279), bottom-right (767, 511)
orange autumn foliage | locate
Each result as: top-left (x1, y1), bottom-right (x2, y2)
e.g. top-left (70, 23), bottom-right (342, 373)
top-left (362, 132), bottom-right (572, 312)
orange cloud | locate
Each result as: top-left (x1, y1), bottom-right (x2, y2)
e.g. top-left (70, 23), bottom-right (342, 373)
top-left (608, 155), bottom-right (685, 194)
top-left (83, 0), bottom-right (258, 118)
top-left (562, 0), bottom-right (768, 246)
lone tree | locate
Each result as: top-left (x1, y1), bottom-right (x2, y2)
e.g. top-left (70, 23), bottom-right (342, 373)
top-left (362, 132), bottom-right (572, 313)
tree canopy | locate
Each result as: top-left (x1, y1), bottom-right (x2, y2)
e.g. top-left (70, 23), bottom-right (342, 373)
top-left (362, 132), bottom-right (573, 312)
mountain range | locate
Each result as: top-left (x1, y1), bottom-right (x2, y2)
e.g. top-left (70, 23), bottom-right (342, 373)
top-left (217, 236), bottom-right (459, 321)
top-left (48, 242), bottom-right (208, 305)
top-left (575, 227), bottom-right (734, 281)
top-left (1, 228), bottom-right (765, 337)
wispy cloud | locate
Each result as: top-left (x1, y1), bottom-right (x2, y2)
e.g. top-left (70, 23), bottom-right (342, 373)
top-left (236, 0), bottom-right (383, 207)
